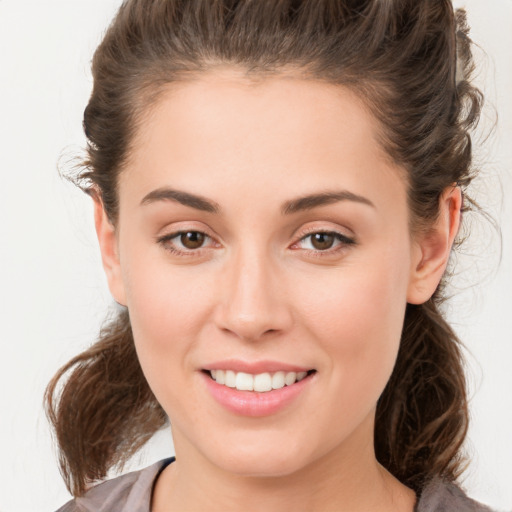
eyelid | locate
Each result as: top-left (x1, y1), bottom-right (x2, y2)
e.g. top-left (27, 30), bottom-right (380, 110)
top-left (295, 224), bottom-right (355, 240)
top-left (160, 230), bottom-right (214, 246)
top-left (156, 221), bottom-right (217, 242)
top-left (293, 225), bottom-right (356, 244)
top-left (290, 226), bottom-right (357, 255)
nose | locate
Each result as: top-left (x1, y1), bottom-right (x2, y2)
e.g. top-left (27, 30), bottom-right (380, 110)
top-left (213, 245), bottom-right (293, 342)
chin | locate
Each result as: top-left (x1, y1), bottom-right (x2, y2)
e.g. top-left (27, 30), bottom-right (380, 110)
top-left (217, 452), bottom-right (309, 479)
top-left (201, 431), bottom-right (319, 478)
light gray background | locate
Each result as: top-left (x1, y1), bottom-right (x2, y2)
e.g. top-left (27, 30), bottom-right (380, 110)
top-left (0, 1), bottom-right (510, 511)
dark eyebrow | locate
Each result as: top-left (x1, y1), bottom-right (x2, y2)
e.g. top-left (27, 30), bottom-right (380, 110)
top-left (140, 187), bottom-right (374, 215)
top-left (281, 191), bottom-right (375, 215)
top-left (140, 187), bottom-right (220, 213)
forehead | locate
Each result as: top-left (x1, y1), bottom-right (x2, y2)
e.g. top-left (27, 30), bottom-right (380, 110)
top-left (133, 69), bottom-right (384, 160)
top-left (121, 70), bottom-right (406, 214)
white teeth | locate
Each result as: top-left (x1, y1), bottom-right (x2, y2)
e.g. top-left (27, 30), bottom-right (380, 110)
top-left (253, 373), bottom-right (272, 392)
top-left (225, 370), bottom-right (236, 388)
top-left (235, 372), bottom-right (254, 391)
top-left (271, 371), bottom-right (285, 390)
top-left (285, 372), bottom-right (297, 386)
top-left (210, 369), bottom-right (311, 393)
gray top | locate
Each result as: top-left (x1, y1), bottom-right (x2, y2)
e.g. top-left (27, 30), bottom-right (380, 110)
top-left (56, 458), bottom-right (495, 512)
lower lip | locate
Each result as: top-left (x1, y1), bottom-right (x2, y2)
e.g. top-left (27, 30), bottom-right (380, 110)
top-left (201, 372), bottom-right (315, 417)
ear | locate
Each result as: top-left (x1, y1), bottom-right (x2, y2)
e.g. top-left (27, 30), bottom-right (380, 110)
top-left (407, 185), bottom-right (462, 305)
top-left (93, 194), bottom-right (127, 306)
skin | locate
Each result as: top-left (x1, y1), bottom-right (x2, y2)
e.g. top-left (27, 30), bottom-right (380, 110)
top-left (94, 69), bottom-right (461, 512)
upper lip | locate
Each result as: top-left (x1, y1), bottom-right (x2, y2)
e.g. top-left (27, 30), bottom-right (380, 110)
top-left (202, 359), bottom-right (314, 374)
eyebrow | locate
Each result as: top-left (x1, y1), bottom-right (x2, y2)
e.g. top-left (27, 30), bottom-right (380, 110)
top-left (141, 188), bottom-right (221, 213)
top-left (140, 187), bottom-right (375, 214)
top-left (281, 190), bottom-right (375, 214)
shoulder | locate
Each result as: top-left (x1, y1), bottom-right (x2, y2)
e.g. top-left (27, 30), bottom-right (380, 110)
top-left (55, 458), bottom-right (174, 512)
top-left (417, 478), bottom-right (496, 512)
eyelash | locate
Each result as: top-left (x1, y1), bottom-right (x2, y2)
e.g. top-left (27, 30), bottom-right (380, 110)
top-left (157, 229), bottom-right (356, 258)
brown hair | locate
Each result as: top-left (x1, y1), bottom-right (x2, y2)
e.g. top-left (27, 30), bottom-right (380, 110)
top-left (45, 0), bottom-right (483, 497)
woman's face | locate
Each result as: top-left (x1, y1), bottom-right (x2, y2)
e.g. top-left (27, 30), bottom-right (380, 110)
top-left (105, 70), bottom-right (425, 477)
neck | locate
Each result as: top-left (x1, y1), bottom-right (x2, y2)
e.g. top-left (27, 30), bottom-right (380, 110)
top-left (152, 416), bottom-right (416, 512)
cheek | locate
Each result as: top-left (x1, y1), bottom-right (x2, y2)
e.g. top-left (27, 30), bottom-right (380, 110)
top-left (119, 246), bottom-right (212, 384)
top-left (123, 264), bottom-right (215, 428)
top-left (128, 275), bottom-right (207, 336)
top-left (120, 225), bottom-right (214, 325)
top-left (294, 248), bottom-right (410, 403)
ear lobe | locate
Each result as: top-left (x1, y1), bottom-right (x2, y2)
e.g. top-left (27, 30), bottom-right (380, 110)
top-left (93, 195), bottom-right (127, 306)
top-left (407, 186), bottom-right (462, 305)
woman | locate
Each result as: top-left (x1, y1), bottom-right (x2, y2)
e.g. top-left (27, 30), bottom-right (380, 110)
top-left (46, 0), bottom-right (496, 510)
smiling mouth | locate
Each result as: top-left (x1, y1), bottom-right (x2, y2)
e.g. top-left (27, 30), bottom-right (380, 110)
top-left (203, 369), bottom-right (317, 393)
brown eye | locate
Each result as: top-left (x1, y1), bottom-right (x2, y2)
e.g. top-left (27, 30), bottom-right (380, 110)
top-left (157, 229), bottom-right (215, 256)
top-left (180, 231), bottom-right (205, 249)
top-left (295, 231), bottom-right (356, 254)
top-left (310, 232), bottom-right (335, 250)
